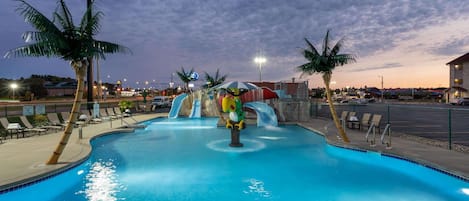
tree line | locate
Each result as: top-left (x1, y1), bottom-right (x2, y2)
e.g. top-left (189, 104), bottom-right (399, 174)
top-left (0, 75), bottom-right (75, 100)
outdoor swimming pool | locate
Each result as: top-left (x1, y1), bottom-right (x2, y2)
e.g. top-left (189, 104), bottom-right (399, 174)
top-left (0, 118), bottom-right (468, 201)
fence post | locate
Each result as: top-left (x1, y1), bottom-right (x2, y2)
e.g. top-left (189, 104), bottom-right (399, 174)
top-left (448, 109), bottom-right (452, 150)
top-left (54, 104), bottom-right (57, 113)
top-left (4, 106), bottom-right (7, 117)
top-left (316, 102), bottom-right (319, 118)
top-left (387, 104), bottom-right (390, 125)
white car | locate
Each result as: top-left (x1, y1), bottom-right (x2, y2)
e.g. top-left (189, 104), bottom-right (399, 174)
top-left (151, 96), bottom-right (171, 108)
top-left (457, 97), bottom-right (469, 106)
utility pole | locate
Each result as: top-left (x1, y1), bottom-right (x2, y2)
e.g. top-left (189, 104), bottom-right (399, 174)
top-left (86, 0), bottom-right (94, 108)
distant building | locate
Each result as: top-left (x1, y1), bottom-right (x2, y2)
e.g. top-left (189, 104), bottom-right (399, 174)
top-left (44, 81), bottom-right (77, 96)
top-left (446, 53), bottom-right (469, 103)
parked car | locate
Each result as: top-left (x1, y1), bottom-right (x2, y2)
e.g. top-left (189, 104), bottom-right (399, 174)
top-left (152, 96), bottom-right (171, 108)
top-left (456, 97), bottom-right (469, 106)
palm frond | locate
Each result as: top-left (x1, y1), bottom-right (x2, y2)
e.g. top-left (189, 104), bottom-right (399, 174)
top-left (5, 42), bottom-right (60, 58)
top-left (332, 54), bottom-right (356, 66)
top-left (176, 67), bottom-right (194, 83)
top-left (15, 0), bottom-right (61, 34)
top-left (22, 31), bottom-right (58, 43)
top-left (55, 0), bottom-right (74, 30)
top-left (329, 37), bottom-right (344, 57)
top-left (80, 9), bottom-right (103, 36)
top-left (93, 40), bottom-right (131, 56)
top-left (304, 38), bottom-right (319, 55)
top-left (322, 29), bottom-right (330, 56)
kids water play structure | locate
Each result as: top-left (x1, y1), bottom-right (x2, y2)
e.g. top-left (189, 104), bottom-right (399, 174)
top-left (168, 87), bottom-right (278, 128)
top-left (167, 83), bottom-right (279, 147)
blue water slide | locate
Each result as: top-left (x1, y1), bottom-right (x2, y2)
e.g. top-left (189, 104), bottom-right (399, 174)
top-left (168, 93), bottom-right (188, 118)
top-left (243, 101), bottom-right (278, 127)
top-left (189, 99), bottom-right (201, 118)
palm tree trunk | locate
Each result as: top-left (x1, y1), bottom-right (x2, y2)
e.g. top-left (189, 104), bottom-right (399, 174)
top-left (46, 60), bottom-right (87, 164)
top-left (323, 73), bottom-right (350, 143)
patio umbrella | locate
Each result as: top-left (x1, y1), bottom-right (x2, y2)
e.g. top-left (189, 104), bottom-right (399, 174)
top-left (212, 81), bottom-right (259, 91)
top-left (211, 81), bottom-right (259, 96)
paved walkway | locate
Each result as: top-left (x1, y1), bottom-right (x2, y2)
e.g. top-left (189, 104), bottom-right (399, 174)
top-left (0, 115), bottom-right (468, 192)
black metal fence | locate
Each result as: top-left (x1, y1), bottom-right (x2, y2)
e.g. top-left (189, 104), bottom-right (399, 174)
top-left (0, 100), bottom-right (127, 118)
top-left (311, 101), bottom-right (469, 150)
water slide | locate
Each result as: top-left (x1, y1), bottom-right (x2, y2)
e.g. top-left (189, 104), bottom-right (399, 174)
top-left (189, 99), bottom-right (201, 118)
top-left (168, 93), bottom-right (188, 118)
top-left (243, 101), bottom-right (278, 127)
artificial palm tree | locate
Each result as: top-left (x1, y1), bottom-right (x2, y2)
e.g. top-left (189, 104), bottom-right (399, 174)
top-left (203, 68), bottom-right (227, 88)
top-left (176, 66), bottom-right (194, 92)
top-left (5, 0), bottom-right (130, 164)
top-left (297, 30), bottom-right (356, 143)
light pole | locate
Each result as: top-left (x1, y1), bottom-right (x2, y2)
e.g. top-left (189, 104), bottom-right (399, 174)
top-left (10, 83), bottom-right (18, 100)
top-left (378, 75), bottom-right (384, 102)
top-left (254, 56), bottom-right (266, 82)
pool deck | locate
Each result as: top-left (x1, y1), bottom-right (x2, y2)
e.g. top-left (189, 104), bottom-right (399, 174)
top-left (0, 114), bottom-right (468, 192)
top-left (298, 118), bottom-right (469, 181)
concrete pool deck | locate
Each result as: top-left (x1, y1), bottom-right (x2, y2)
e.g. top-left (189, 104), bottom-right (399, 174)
top-left (0, 114), bottom-right (468, 192)
top-left (298, 118), bottom-right (469, 181)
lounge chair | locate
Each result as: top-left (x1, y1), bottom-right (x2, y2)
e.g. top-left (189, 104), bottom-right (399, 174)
top-left (106, 107), bottom-right (119, 119)
top-left (76, 110), bottom-right (91, 126)
top-left (351, 113), bottom-right (371, 130)
top-left (339, 111), bottom-right (349, 125)
top-left (34, 114), bottom-right (62, 132)
top-left (19, 116), bottom-right (47, 135)
top-left (0, 117), bottom-right (9, 129)
top-left (363, 114), bottom-right (382, 133)
top-left (346, 111), bottom-right (358, 128)
top-left (99, 108), bottom-right (111, 120)
top-left (46, 113), bottom-right (66, 128)
top-left (348, 111), bottom-right (356, 119)
top-left (0, 129), bottom-right (7, 142)
top-left (87, 109), bottom-right (104, 124)
top-left (0, 117), bottom-right (23, 138)
top-left (115, 107), bottom-right (131, 117)
top-left (60, 111), bottom-right (71, 123)
top-left (134, 102), bottom-right (145, 113)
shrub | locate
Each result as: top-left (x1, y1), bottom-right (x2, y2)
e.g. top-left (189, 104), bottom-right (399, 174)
top-left (33, 114), bottom-right (48, 126)
top-left (118, 100), bottom-right (134, 112)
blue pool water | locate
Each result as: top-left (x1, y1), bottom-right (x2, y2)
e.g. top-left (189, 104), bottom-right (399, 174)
top-left (1, 118), bottom-right (468, 201)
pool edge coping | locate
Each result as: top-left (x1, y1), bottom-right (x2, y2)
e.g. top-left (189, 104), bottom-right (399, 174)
top-left (296, 122), bottom-right (469, 182)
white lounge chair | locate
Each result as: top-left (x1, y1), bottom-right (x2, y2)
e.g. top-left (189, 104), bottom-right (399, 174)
top-left (19, 116), bottom-right (47, 135)
top-left (0, 117), bottom-right (24, 138)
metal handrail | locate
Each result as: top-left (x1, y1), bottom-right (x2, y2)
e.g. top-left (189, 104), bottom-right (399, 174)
top-left (365, 122), bottom-right (376, 147)
top-left (381, 123), bottom-right (392, 149)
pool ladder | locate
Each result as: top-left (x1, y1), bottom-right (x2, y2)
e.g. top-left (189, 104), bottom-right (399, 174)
top-left (366, 123), bottom-right (392, 149)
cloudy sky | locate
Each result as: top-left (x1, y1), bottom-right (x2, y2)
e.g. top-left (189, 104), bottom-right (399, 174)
top-left (1, 0), bottom-right (469, 89)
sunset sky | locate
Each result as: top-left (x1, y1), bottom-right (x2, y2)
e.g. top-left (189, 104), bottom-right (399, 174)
top-left (1, 0), bottom-right (469, 89)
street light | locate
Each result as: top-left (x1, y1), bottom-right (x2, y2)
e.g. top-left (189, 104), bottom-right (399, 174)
top-left (10, 83), bottom-right (18, 100)
top-left (254, 56), bottom-right (266, 82)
